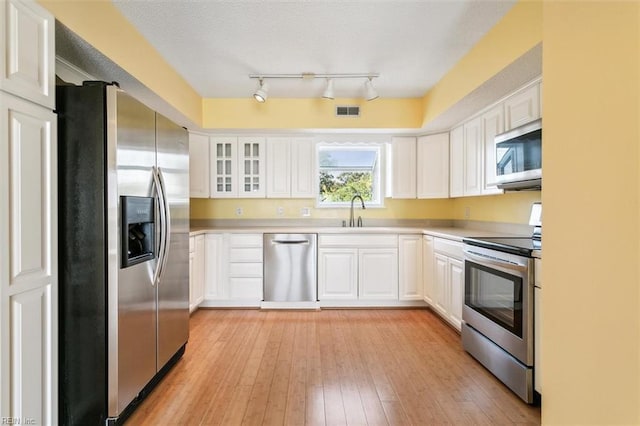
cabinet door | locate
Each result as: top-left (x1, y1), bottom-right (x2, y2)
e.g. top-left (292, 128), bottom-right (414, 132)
top-left (534, 286), bottom-right (542, 394)
top-left (189, 133), bottom-right (210, 198)
top-left (391, 137), bottom-right (417, 198)
top-left (290, 137), bottom-right (315, 198)
top-left (210, 137), bottom-right (237, 198)
top-left (189, 247), bottom-right (196, 312)
top-left (0, 93), bottom-right (57, 424)
top-left (266, 137), bottom-right (291, 198)
top-left (448, 257), bottom-right (464, 331)
top-left (398, 235), bottom-right (422, 300)
top-left (433, 253), bottom-right (449, 318)
top-left (318, 248), bottom-right (358, 300)
top-left (204, 234), bottom-right (226, 299)
top-left (449, 126), bottom-right (464, 198)
top-left (417, 133), bottom-right (449, 199)
top-left (463, 117), bottom-right (482, 196)
top-left (359, 248), bottom-right (398, 300)
top-left (481, 105), bottom-right (504, 195)
top-left (504, 83), bottom-right (540, 130)
top-left (193, 235), bottom-right (205, 307)
top-left (0, 0), bottom-right (55, 109)
top-left (422, 236), bottom-right (434, 305)
top-left (238, 137), bottom-right (266, 198)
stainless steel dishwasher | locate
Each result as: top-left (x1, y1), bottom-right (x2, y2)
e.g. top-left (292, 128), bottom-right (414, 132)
top-left (263, 234), bottom-right (317, 302)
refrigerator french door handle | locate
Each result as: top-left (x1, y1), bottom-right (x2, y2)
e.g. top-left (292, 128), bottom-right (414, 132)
top-left (152, 166), bottom-right (166, 286)
top-left (157, 167), bottom-right (171, 285)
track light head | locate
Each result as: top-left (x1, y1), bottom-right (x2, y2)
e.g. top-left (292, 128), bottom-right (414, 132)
top-left (254, 79), bottom-right (269, 103)
top-left (322, 79), bottom-right (335, 100)
top-left (364, 77), bottom-right (378, 101)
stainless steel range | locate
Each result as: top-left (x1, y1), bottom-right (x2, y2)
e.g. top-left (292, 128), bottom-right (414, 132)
top-left (461, 203), bottom-right (541, 403)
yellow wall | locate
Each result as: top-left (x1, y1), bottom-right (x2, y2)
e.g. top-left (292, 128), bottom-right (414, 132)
top-left (38, 0), bottom-right (202, 125)
top-left (202, 98), bottom-right (423, 129)
top-left (450, 191), bottom-right (540, 224)
top-left (421, 0), bottom-right (542, 126)
top-left (191, 198), bottom-right (452, 221)
top-left (542, 1), bottom-right (640, 424)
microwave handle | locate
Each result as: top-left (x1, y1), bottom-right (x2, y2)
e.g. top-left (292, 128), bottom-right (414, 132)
top-left (463, 249), bottom-right (527, 273)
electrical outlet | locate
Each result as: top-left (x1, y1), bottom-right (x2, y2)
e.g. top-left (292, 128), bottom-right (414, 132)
top-left (276, 206), bottom-right (284, 216)
top-left (464, 206), bottom-right (470, 220)
top-left (300, 207), bottom-right (311, 217)
top-left (235, 207), bottom-right (243, 216)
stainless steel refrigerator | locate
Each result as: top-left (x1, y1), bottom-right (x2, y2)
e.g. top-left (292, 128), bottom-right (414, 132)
top-left (57, 82), bottom-right (189, 425)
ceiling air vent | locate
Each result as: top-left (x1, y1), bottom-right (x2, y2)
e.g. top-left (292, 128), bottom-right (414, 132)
top-left (335, 105), bottom-right (360, 117)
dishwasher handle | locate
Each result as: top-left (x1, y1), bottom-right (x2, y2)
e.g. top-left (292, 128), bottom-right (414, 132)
top-left (271, 239), bottom-right (310, 245)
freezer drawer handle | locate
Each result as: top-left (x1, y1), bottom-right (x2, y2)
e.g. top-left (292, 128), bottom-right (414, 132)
top-left (271, 240), bottom-right (310, 245)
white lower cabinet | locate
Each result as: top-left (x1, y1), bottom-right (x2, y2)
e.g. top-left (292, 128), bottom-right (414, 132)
top-left (189, 235), bottom-right (205, 312)
top-left (359, 248), bottom-right (398, 300)
top-left (422, 235), bottom-right (435, 305)
top-left (318, 234), bottom-right (402, 303)
top-left (534, 258), bottom-right (542, 394)
top-left (430, 238), bottom-right (464, 331)
top-left (203, 233), bottom-right (263, 305)
top-left (398, 235), bottom-right (423, 300)
top-left (318, 248), bottom-right (358, 300)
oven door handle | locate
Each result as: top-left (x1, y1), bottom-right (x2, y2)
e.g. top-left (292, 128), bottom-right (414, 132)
top-left (464, 249), bottom-right (528, 273)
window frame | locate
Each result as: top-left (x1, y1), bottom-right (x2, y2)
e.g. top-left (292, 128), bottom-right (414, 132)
top-left (315, 141), bottom-right (386, 208)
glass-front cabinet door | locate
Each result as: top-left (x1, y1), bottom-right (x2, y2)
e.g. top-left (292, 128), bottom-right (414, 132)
top-left (237, 137), bottom-right (266, 198)
top-left (210, 137), bottom-right (238, 197)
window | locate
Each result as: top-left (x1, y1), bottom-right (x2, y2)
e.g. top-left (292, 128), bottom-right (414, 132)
top-left (317, 143), bottom-right (383, 207)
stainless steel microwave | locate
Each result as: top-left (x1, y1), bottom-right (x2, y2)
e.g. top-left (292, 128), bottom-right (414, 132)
top-left (495, 118), bottom-right (542, 190)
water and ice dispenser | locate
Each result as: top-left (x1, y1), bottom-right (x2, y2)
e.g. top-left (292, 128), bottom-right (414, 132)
top-left (121, 196), bottom-right (155, 268)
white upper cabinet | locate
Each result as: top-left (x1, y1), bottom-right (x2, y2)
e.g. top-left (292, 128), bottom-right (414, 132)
top-left (504, 83), bottom-right (541, 131)
top-left (189, 132), bottom-right (210, 198)
top-left (266, 137), bottom-right (314, 199)
top-left (481, 105), bottom-right (504, 195)
top-left (390, 136), bottom-right (417, 198)
top-left (0, 0), bottom-right (55, 109)
top-left (463, 117), bottom-right (482, 197)
top-left (209, 136), bottom-right (266, 198)
top-left (416, 133), bottom-right (449, 199)
top-left (449, 126), bottom-right (464, 198)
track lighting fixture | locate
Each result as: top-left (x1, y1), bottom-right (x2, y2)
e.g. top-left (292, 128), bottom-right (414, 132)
top-left (253, 79), bottom-right (269, 103)
top-left (322, 79), bottom-right (335, 100)
top-left (249, 73), bottom-right (379, 102)
top-left (364, 77), bottom-right (379, 101)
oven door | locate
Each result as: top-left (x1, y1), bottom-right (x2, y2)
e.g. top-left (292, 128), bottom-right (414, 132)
top-left (463, 246), bottom-right (534, 366)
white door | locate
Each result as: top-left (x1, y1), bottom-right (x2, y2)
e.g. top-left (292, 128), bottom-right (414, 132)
top-left (449, 126), bottom-right (464, 197)
top-left (481, 105), bottom-right (504, 195)
top-left (318, 248), bottom-right (358, 300)
top-left (290, 137), bottom-right (315, 198)
top-left (0, 93), bottom-right (57, 425)
top-left (433, 253), bottom-right (449, 318)
top-left (391, 137), bottom-right (417, 198)
top-left (422, 236), bottom-right (434, 305)
top-left (266, 137), bottom-right (291, 198)
top-left (448, 258), bottom-right (464, 331)
top-left (398, 235), bottom-right (423, 300)
top-left (504, 83), bottom-right (541, 130)
top-left (463, 117), bottom-right (482, 196)
top-left (237, 137), bottom-right (266, 198)
top-left (204, 234), bottom-right (226, 299)
top-left (188, 133), bottom-right (210, 198)
top-left (417, 133), bottom-right (449, 199)
top-left (210, 137), bottom-right (238, 198)
top-left (193, 235), bottom-right (205, 307)
top-left (189, 243), bottom-right (196, 312)
top-left (359, 248), bottom-right (398, 300)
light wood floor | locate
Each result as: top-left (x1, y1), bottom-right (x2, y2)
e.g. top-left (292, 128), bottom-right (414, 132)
top-left (125, 309), bottom-right (540, 425)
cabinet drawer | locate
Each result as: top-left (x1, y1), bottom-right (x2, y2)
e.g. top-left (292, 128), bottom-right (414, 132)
top-left (229, 233), bottom-right (263, 247)
top-left (229, 262), bottom-right (263, 277)
top-left (229, 277), bottom-right (263, 299)
top-left (434, 238), bottom-right (463, 259)
top-left (319, 234), bottom-right (398, 248)
top-left (229, 247), bottom-right (262, 262)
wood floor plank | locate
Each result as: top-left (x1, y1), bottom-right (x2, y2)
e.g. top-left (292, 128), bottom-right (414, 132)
top-left (124, 308), bottom-right (540, 426)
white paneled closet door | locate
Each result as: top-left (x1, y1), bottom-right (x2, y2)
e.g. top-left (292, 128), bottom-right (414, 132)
top-left (0, 92), bottom-right (57, 425)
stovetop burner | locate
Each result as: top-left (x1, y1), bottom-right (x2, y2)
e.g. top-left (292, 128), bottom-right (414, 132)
top-left (462, 236), bottom-right (541, 257)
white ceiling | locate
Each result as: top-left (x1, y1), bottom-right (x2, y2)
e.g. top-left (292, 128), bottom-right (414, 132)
top-left (112, 0), bottom-right (517, 99)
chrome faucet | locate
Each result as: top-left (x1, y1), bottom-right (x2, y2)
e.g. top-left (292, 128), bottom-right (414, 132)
top-left (349, 194), bottom-right (366, 227)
